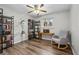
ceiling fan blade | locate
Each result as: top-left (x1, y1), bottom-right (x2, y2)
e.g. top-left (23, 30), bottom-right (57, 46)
top-left (40, 4), bottom-right (44, 8)
top-left (28, 11), bottom-right (33, 13)
top-left (26, 5), bottom-right (33, 8)
top-left (40, 10), bottom-right (47, 12)
top-left (34, 5), bottom-right (38, 9)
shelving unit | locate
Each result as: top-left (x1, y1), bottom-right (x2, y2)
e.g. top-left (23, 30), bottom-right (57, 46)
top-left (28, 19), bottom-right (40, 40)
top-left (2, 16), bottom-right (14, 49)
top-left (34, 21), bottom-right (40, 39)
top-left (0, 8), bottom-right (14, 53)
top-left (0, 8), bottom-right (3, 53)
top-left (28, 19), bottom-right (34, 40)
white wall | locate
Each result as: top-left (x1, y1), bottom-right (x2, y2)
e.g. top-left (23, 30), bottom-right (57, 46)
top-left (0, 5), bottom-right (34, 44)
top-left (70, 5), bottom-right (79, 54)
top-left (37, 11), bottom-right (70, 40)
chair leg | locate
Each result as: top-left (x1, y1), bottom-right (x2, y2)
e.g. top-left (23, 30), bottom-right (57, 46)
top-left (64, 44), bottom-right (68, 49)
top-left (57, 44), bottom-right (68, 49)
top-left (58, 44), bottom-right (60, 48)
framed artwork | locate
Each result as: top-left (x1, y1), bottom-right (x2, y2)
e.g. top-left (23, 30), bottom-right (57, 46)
top-left (49, 19), bottom-right (53, 26)
top-left (43, 18), bottom-right (53, 27)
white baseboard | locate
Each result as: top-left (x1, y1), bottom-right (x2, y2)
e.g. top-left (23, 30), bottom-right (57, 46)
top-left (14, 38), bottom-right (28, 44)
top-left (14, 40), bottom-right (21, 44)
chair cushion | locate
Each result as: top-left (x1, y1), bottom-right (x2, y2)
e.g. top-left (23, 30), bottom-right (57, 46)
top-left (52, 38), bottom-right (60, 43)
top-left (53, 35), bottom-right (59, 38)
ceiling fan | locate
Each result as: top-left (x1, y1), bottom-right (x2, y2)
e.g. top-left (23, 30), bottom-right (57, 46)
top-left (26, 4), bottom-right (47, 15)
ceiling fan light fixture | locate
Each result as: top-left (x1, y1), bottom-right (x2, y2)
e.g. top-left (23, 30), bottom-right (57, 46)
top-left (34, 10), bottom-right (40, 14)
top-left (26, 4), bottom-right (47, 15)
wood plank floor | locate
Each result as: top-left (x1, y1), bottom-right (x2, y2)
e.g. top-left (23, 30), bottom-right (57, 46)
top-left (1, 39), bottom-right (73, 55)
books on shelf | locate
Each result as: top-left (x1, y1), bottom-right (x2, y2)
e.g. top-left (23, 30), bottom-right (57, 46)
top-left (3, 18), bottom-right (12, 24)
top-left (3, 18), bottom-right (7, 23)
top-left (3, 24), bottom-right (11, 30)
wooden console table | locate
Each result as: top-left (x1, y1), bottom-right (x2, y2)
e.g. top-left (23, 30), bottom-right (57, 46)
top-left (39, 32), bottom-right (54, 39)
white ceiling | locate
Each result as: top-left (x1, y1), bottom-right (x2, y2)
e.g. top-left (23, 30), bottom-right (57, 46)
top-left (0, 4), bottom-right (71, 18)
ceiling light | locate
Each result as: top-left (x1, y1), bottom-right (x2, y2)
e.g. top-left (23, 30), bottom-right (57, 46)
top-left (34, 10), bottom-right (40, 14)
